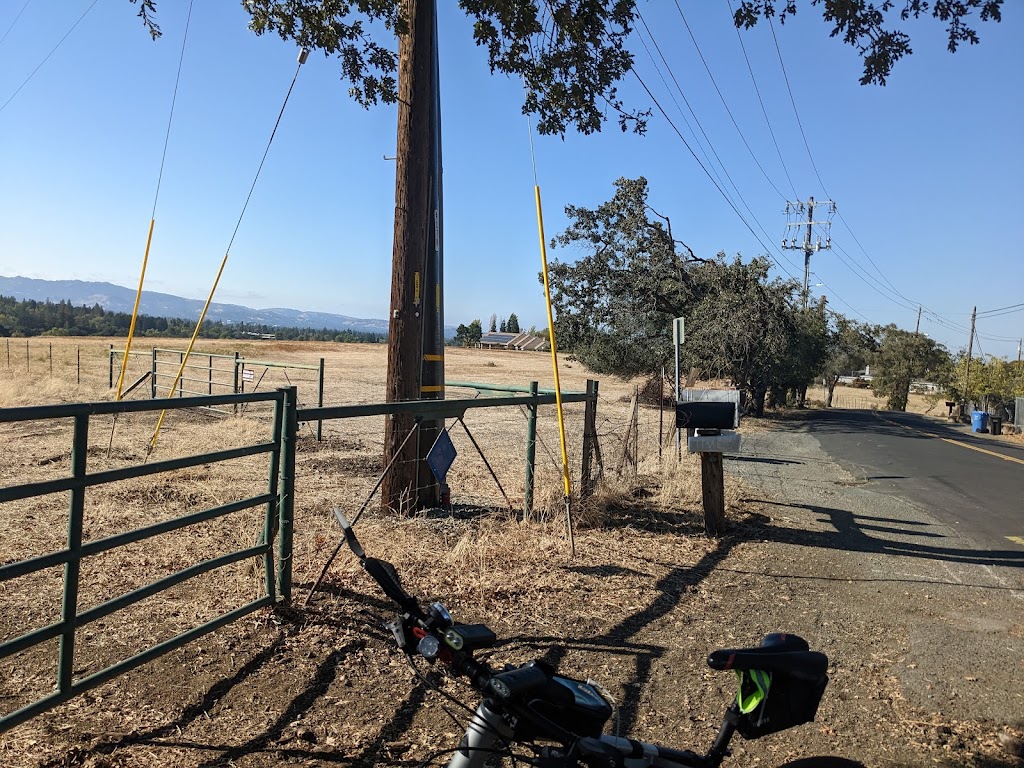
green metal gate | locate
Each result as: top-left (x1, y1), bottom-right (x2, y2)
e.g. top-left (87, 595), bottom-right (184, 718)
top-left (0, 388), bottom-right (297, 733)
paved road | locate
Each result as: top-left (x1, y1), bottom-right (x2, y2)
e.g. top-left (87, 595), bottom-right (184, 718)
top-left (784, 408), bottom-right (1024, 553)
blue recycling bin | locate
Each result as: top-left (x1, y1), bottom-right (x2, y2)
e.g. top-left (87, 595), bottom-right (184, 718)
top-left (970, 411), bottom-right (989, 433)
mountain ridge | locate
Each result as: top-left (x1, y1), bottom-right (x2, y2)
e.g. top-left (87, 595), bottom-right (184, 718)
top-left (0, 276), bottom-right (455, 337)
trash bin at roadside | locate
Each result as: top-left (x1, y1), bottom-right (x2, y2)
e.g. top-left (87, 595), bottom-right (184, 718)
top-left (990, 416), bottom-right (1003, 435)
top-left (971, 411), bottom-right (990, 433)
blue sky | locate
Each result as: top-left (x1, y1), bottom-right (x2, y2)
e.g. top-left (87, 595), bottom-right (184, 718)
top-left (0, 1), bottom-right (1021, 358)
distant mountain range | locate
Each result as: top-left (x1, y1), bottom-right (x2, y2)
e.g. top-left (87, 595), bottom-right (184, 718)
top-left (0, 276), bottom-right (456, 337)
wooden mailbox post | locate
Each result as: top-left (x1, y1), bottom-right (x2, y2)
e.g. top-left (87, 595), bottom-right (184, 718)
top-left (676, 395), bottom-right (741, 537)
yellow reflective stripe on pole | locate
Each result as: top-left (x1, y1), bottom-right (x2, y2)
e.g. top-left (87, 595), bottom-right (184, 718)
top-left (149, 251), bottom-right (230, 453)
top-left (535, 185), bottom-right (572, 500)
top-left (116, 217), bottom-right (155, 399)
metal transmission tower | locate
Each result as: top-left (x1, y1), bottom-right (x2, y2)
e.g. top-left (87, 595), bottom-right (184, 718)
top-left (782, 197), bottom-right (835, 309)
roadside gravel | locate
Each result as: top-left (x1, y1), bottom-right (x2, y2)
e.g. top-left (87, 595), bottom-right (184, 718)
top-left (722, 415), bottom-right (1024, 766)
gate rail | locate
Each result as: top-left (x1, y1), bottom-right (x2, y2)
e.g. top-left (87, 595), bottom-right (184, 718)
top-left (0, 388), bottom-right (297, 733)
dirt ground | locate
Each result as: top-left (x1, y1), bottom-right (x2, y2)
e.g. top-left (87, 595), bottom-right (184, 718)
top-left (1, 339), bottom-right (1022, 767)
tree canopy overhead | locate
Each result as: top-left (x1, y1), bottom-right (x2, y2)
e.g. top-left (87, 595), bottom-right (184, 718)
top-left (129, 0), bottom-right (1006, 136)
top-left (733, 1), bottom-right (1004, 85)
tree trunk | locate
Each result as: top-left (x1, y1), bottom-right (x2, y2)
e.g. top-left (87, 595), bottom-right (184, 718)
top-left (752, 386), bottom-right (767, 417)
top-left (381, 0), bottom-right (435, 515)
top-left (826, 377), bottom-right (837, 408)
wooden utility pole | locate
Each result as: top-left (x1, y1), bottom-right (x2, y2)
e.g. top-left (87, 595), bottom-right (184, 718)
top-left (381, 0), bottom-right (438, 514)
top-left (915, 304), bottom-right (922, 334)
top-left (963, 305), bottom-right (977, 411)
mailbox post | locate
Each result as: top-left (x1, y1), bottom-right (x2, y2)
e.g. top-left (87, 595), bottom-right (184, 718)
top-left (676, 394), bottom-right (740, 537)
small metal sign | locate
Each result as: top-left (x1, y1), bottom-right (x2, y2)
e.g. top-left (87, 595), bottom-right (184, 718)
top-left (242, 368), bottom-right (255, 382)
top-left (426, 428), bottom-right (457, 484)
top-left (673, 317), bottom-right (685, 347)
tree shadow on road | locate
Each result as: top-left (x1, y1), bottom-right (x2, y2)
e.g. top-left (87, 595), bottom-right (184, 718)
top-left (746, 497), bottom-right (1024, 571)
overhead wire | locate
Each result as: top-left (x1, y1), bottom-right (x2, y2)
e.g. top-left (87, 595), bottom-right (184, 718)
top-left (764, 13), bottom-right (991, 337)
top-left (115, 0), bottom-right (196, 401)
top-left (0, 0), bottom-right (100, 115)
top-left (633, 10), bottom-right (805, 278)
top-left (725, 0), bottom-right (799, 200)
top-left (0, 0), bottom-right (33, 49)
top-left (149, 48), bottom-right (309, 454)
top-left (673, 1), bottom-right (788, 202)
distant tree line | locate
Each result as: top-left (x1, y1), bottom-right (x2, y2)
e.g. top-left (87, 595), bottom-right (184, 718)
top-left (0, 296), bottom-right (386, 344)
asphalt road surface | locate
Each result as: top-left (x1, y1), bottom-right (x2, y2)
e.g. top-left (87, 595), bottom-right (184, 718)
top-left (796, 408), bottom-right (1024, 555)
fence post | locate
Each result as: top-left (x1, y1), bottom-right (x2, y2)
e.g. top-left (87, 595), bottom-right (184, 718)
top-left (58, 413), bottom-right (89, 693)
top-left (26, 340), bottom-right (29, 372)
top-left (581, 379), bottom-right (599, 498)
top-left (233, 352), bottom-right (240, 414)
top-left (263, 392), bottom-right (285, 604)
top-left (524, 381), bottom-right (539, 517)
top-left (208, 354), bottom-right (213, 395)
top-left (178, 352), bottom-right (184, 397)
top-left (317, 357), bottom-right (325, 442)
top-left (49, 343), bottom-right (52, 376)
top-left (150, 348), bottom-right (157, 398)
top-left (77, 347), bottom-right (80, 386)
top-left (276, 386), bottom-right (297, 602)
top-left (108, 345), bottom-right (114, 388)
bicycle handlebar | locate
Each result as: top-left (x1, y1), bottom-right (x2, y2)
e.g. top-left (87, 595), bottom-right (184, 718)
top-left (334, 510), bottom-right (738, 767)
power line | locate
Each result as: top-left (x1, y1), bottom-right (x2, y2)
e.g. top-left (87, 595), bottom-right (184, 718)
top-left (0, 0), bottom-right (32, 49)
top-left (767, 15), bottom-right (829, 196)
top-left (725, 0), bottom-right (799, 200)
top-left (673, 2), bottom-right (788, 201)
top-left (978, 302), bottom-right (1024, 317)
top-left (633, 11), bottom-right (804, 277)
top-left (0, 0), bottom-right (100, 116)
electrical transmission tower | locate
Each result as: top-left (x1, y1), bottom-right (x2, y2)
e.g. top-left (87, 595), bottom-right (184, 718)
top-left (782, 197), bottom-right (835, 309)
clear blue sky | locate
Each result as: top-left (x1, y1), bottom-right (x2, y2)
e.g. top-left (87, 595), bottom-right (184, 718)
top-left (1, 1), bottom-right (1021, 358)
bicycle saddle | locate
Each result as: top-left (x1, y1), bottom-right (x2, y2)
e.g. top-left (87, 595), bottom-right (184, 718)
top-left (707, 633), bottom-right (828, 682)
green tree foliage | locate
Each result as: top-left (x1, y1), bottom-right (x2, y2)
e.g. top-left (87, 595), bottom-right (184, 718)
top-left (488, 313), bottom-right (497, 333)
top-left (131, 0), bottom-right (1005, 119)
top-left (546, 178), bottom-right (828, 416)
top-left (453, 318), bottom-right (483, 346)
top-left (947, 354), bottom-right (1022, 412)
top-left (683, 256), bottom-right (806, 417)
top-left (820, 317), bottom-right (878, 407)
top-left (506, 313), bottom-right (520, 333)
top-left (546, 177), bottom-right (695, 377)
top-left (871, 325), bottom-right (951, 411)
top-left (0, 296), bottom-right (385, 343)
top-left (235, 0), bottom-right (647, 135)
top-left (733, 1), bottom-right (1003, 85)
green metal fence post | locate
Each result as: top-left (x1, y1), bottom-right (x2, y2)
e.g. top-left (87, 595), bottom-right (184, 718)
top-left (233, 352), bottom-right (240, 414)
top-left (263, 393), bottom-right (284, 603)
top-left (108, 345), bottom-right (114, 389)
top-left (208, 355), bottom-right (213, 395)
top-left (524, 381), bottom-right (539, 517)
top-left (57, 413), bottom-right (89, 693)
top-left (277, 387), bottom-right (297, 602)
top-left (581, 379), bottom-right (599, 498)
top-left (317, 358), bottom-right (325, 442)
top-left (150, 348), bottom-right (157, 398)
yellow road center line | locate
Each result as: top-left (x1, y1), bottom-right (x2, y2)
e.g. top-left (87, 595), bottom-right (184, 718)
top-left (1007, 536), bottom-right (1024, 547)
top-left (875, 414), bottom-right (1024, 467)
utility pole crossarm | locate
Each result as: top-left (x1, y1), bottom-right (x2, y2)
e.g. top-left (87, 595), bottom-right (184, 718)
top-left (781, 196), bottom-right (836, 310)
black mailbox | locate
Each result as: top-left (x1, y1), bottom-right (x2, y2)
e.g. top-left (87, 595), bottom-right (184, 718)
top-left (676, 401), bottom-right (735, 430)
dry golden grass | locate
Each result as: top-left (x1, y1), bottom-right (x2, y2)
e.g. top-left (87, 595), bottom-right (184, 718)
top-left (0, 337), bottom-right (738, 649)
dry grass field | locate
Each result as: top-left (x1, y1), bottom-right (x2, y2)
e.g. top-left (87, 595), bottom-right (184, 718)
top-left (2, 337), bottom-right (1016, 767)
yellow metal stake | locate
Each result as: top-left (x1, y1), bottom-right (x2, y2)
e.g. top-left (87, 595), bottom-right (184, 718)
top-left (534, 185), bottom-right (575, 557)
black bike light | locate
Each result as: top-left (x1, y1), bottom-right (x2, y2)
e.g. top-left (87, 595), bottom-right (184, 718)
top-left (444, 624), bottom-right (497, 652)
